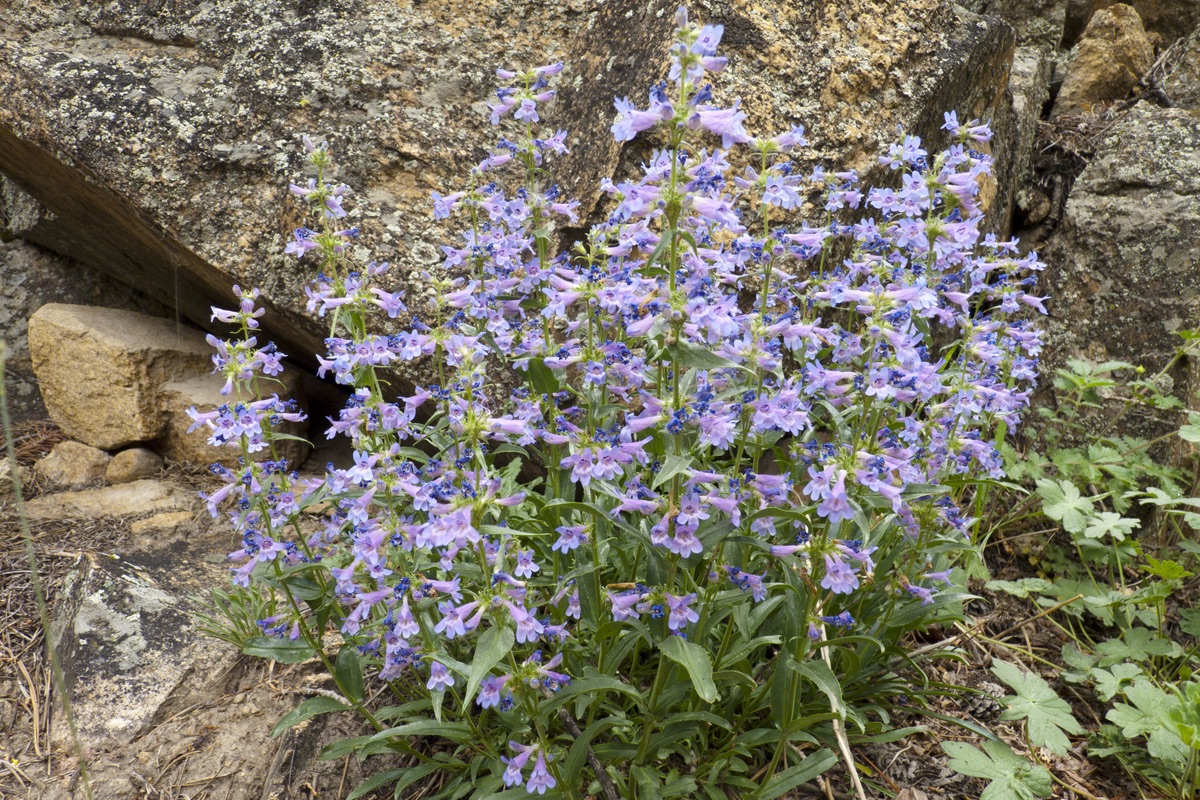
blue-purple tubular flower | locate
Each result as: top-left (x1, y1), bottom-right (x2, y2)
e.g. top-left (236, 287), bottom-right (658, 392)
top-left (192, 5), bottom-right (1043, 795)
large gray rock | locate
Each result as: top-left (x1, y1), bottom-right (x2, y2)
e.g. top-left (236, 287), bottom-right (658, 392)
top-left (1163, 24), bottom-right (1200, 108)
top-left (49, 548), bottom-right (235, 749)
top-left (1044, 104), bottom-right (1200, 438)
top-left (0, 0), bottom-right (1031, 387)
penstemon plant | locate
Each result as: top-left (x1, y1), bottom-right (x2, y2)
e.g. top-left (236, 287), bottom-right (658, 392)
top-left (191, 8), bottom-right (1046, 799)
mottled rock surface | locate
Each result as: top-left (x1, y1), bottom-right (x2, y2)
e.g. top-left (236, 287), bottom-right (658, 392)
top-left (961, 0), bottom-right (1068, 46)
top-left (1164, 25), bottom-right (1200, 108)
top-left (49, 549), bottom-right (235, 749)
top-left (1055, 4), bottom-right (1155, 115)
top-left (1044, 104), bottom-right (1200, 437)
top-left (33, 440), bottom-right (111, 489)
top-left (1, 0), bottom-right (1030, 387)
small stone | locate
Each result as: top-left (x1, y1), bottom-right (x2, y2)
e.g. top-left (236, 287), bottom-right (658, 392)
top-left (0, 459), bottom-right (32, 502)
top-left (106, 448), bottom-right (163, 484)
top-left (34, 440), bottom-right (111, 489)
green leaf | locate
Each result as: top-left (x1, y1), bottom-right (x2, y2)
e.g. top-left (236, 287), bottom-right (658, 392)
top-left (243, 636), bottom-right (316, 664)
top-left (318, 733), bottom-right (394, 761)
top-left (563, 718), bottom-right (625, 789)
top-left (943, 740), bottom-right (1052, 800)
top-left (1036, 479), bottom-right (1093, 534)
top-left (1178, 414), bottom-right (1200, 443)
top-left (640, 228), bottom-right (674, 275)
top-left (335, 645), bottom-right (365, 702)
top-left (991, 660), bottom-right (1082, 755)
top-left (345, 767), bottom-right (408, 800)
top-left (1180, 608), bottom-right (1200, 638)
top-left (1106, 679), bottom-right (1189, 768)
top-left (270, 696), bottom-right (349, 738)
top-left (1083, 511), bottom-right (1139, 541)
top-left (658, 636), bottom-right (718, 703)
top-left (547, 673), bottom-right (644, 707)
top-left (786, 657), bottom-right (843, 714)
top-left (632, 765), bottom-right (662, 799)
top-left (1142, 555), bottom-right (1192, 582)
top-left (756, 749), bottom-right (838, 800)
top-left (387, 763), bottom-right (457, 800)
top-left (368, 720), bottom-right (474, 745)
top-left (1091, 663), bottom-right (1143, 702)
top-left (462, 625), bottom-right (514, 710)
top-left (1096, 627), bottom-right (1182, 665)
top-left (667, 341), bottom-right (744, 373)
top-left (652, 454), bottom-right (694, 490)
top-left (527, 358), bottom-right (560, 396)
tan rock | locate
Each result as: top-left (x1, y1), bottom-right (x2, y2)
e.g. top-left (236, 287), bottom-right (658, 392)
top-left (24, 479), bottom-right (195, 520)
top-left (106, 447), bottom-right (164, 484)
top-left (28, 304), bottom-right (212, 449)
top-left (159, 373), bottom-right (311, 469)
top-left (34, 440), bottom-right (111, 489)
top-left (1055, 4), bottom-right (1155, 115)
top-left (130, 510), bottom-right (194, 536)
top-left (1090, 0), bottom-right (1200, 45)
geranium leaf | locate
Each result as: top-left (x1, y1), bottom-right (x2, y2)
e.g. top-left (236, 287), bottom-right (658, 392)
top-left (992, 659), bottom-right (1082, 755)
top-left (1036, 479), bottom-right (1093, 534)
top-left (943, 740), bottom-right (1052, 800)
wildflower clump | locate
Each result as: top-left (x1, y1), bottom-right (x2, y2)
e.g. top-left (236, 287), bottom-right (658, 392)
top-left (195, 7), bottom-right (1045, 798)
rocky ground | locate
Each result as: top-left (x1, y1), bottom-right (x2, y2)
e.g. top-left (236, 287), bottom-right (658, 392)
top-left (0, 421), bottom-right (398, 800)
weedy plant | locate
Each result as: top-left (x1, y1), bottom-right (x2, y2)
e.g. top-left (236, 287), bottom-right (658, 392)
top-left (980, 346), bottom-right (1200, 799)
top-left (192, 8), bottom-right (1045, 799)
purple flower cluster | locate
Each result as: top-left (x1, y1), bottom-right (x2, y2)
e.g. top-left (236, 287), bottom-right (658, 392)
top-left (195, 7), bottom-right (1043, 794)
